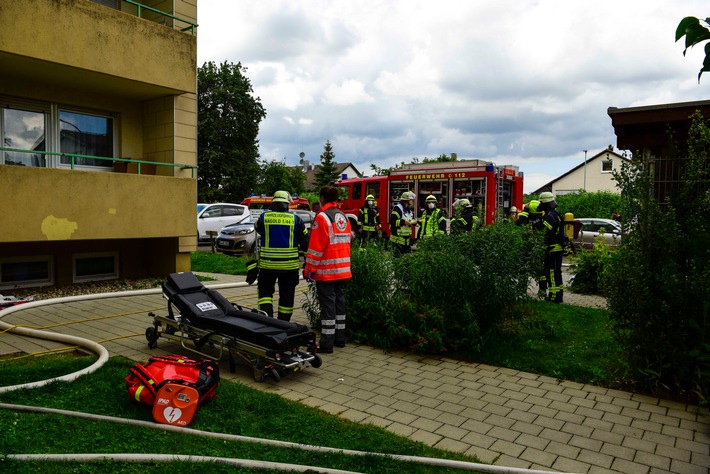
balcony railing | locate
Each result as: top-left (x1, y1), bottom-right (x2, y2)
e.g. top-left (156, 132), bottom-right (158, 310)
top-left (121, 0), bottom-right (198, 35)
top-left (0, 147), bottom-right (197, 178)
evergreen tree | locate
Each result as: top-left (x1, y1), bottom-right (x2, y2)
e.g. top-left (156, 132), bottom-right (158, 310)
top-left (314, 140), bottom-right (340, 188)
top-left (197, 61), bottom-right (266, 203)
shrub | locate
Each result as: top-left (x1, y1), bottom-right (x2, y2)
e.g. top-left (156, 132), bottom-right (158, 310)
top-left (304, 223), bottom-right (544, 354)
top-left (569, 240), bottom-right (613, 295)
top-left (525, 190), bottom-right (622, 220)
top-left (605, 112), bottom-right (710, 403)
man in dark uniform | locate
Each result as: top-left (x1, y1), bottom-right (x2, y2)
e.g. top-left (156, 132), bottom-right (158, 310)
top-left (538, 192), bottom-right (565, 303)
top-left (254, 190), bottom-right (309, 321)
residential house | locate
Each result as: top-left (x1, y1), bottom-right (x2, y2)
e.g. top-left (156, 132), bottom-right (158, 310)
top-left (532, 147), bottom-right (628, 195)
top-left (0, 0), bottom-right (198, 289)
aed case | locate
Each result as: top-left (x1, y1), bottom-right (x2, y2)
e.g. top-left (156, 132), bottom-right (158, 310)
top-left (152, 383), bottom-right (200, 426)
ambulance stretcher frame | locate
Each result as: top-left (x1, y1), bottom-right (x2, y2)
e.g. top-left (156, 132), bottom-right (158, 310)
top-left (145, 272), bottom-right (321, 383)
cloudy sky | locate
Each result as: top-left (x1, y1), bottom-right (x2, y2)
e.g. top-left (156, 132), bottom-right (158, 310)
top-left (197, 0), bottom-right (709, 193)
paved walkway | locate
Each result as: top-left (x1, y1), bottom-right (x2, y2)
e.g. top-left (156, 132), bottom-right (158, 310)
top-left (0, 270), bottom-right (708, 473)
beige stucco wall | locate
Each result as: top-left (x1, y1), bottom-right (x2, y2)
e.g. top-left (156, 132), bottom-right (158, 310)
top-left (0, 0), bottom-right (196, 94)
top-left (0, 166), bottom-right (196, 243)
top-left (552, 155), bottom-right (625, 194)
top-left (0, 0), bottom-right (198, 284)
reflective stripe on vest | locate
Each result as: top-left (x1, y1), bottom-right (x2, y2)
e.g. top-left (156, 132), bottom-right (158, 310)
top-left (259, 211), bottom-right (300, 270)
top-left (305, 206), bottom-right (352, 280)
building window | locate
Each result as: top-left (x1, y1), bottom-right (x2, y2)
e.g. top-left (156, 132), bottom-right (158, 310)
top-left (73, 252), bottom-right (119, 283)
top-left (0, 255), bottom-right (54, 289)
top-left (1, 95), bottom-right (116, 169)
top-left (601, 160), bottom-right (613, 173)
top-left (59, 111), bottom-right (114, 169)
top-left (1, 106), bottom-right (47, 167)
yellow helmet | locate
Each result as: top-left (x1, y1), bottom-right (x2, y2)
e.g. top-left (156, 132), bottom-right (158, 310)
top-left (273, 190), bottom-right (291, 203)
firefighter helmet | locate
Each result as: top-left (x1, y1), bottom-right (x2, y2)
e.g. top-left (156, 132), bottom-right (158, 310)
top-left (400, 191), bottom-right (415, 201)
top-left (528, 200), bottom-right (541, 213)
top-left (456, 198), bottom-right (472, 209)
top-left (365, 194), bottom-right (375, 201)
top-left (273, 190), bottom-right (291, 203)
top-left (425, 195), bottom-right (437, 203)
top-left (538, 192), bottom-right (557, 211)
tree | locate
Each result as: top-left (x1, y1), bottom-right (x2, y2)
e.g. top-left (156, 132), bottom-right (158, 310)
top-left (676, 16), bottom-right (710, 82)
top-left (258, 160), bottom-right (306, 196)
top-left (314, 140), bottom-right (340, 189)
top-left (197, 61), bottom-right (266, 203)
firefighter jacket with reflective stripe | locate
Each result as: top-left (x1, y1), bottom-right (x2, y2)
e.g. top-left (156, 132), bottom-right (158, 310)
top-left (305, 202), bottom-right (352, 281)
top-left (419, 207), bottom-right (447, 237)
top-left (390, 203), bottom-right (413, 245)
top-left (542, 209), bottom-right (565, 253)
top-left (516, 210), bottom-right (544, 230)
top-left (357, 205), bottom-right (380, 232)
top-left (451, 210), bottom-right (479, 233)
top-left (255, 210), bottom-right (308, 270)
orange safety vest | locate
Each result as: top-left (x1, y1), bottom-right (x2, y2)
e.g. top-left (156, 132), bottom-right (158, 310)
top-left (305, 202), bottom-right (352, 281)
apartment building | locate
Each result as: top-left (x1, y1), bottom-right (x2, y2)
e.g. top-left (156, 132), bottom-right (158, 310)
top-left (0, 0), bottom-right (198, 289)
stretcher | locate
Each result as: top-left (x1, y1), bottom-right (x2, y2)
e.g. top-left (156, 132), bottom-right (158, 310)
top-left (145, 272), bottom-right (321, 382)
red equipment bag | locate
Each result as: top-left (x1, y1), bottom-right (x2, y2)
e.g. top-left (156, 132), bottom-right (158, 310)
top-left (125, 354), bottom-right (219, 426)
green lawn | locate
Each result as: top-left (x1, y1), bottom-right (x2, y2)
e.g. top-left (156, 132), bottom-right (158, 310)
top-left (0, 355), bottom-right (480, 473)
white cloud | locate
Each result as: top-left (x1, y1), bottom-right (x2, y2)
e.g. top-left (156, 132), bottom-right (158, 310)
top-left (198, 0), bottom-right (710, 193)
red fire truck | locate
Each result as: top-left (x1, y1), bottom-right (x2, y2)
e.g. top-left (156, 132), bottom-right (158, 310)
top-left (241, 195), bottom-right (311, 221)
top-left (335, 160), bottom-right (524, 236)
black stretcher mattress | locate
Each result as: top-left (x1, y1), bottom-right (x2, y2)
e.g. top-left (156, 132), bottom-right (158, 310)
top-left (162, 272), bottom-right (313, 351)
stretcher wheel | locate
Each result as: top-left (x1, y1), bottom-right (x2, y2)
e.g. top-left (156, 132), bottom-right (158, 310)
top-left (269, 368), bottom-right (281, 383)
top-left (253, 359), bottom-right (266, 382)
top-left (145, 327), bottom-right (158, 349)
top-left (310, 354), bottom-right (322, 369)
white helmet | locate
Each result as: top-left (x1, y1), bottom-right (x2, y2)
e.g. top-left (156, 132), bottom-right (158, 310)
top-left (400, 191), bottom-right (415, 201)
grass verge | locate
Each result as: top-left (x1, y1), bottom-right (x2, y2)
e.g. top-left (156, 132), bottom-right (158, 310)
top-left (473, 300), bottom-right (628, 389)
top-left (0, 355), bottom-right (479, 473)
top-left (191, 251), bottom-right (248, 275)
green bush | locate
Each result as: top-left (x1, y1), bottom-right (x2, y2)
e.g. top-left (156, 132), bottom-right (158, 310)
top-left (525, 190), bottom-right (622, 220)
top-left (569, 240), bottom-right (613, 295)
top-left (605, 112), bottom-right (710, 403)
top-left (304, 223), bottom-right (544, 354)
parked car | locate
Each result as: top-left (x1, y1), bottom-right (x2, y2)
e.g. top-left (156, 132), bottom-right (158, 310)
top-left (197, 203), bottom-right (249, 241)
top-left (572, 218), bottom-right (622, 249)
top-left (215, 220), bottom-right (257, 256)
top-left (290, 209), bottom-right (315, 230)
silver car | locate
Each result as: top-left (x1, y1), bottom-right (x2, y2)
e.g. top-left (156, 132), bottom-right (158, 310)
top-left (215, 219), bottom-right (257, 256)
top-left (573, 218), bottom-right (622, 249)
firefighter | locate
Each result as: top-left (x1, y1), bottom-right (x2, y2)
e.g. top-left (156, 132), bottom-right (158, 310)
top-left (508, 206), bottom-right (518, 223)
top-left (357, 194), bottom-right (380, 246)
top-left (516, 199), bottom-right (546, 295)
top-left (389, 191), bottom-right (417, 256)
top-left (538, 191), bottom-right (565, 303)
top-left (419, 195), bottom-right (447, 237)
top-left (450, 199), bottom-right (479, 233)
top-left (516, 200), bottom-right (544, 229)
top-left (304, 186), bottom-right (353, 353)
top-left (254, 190), bottom-right (309, 321)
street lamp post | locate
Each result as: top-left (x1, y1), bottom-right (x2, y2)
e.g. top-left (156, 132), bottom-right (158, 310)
top-left (583, 149), bottom-right (588, 191)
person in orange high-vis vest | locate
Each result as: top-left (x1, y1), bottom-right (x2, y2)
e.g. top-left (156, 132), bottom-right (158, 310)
top-left (304, 186), bottom-right (352, 353)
